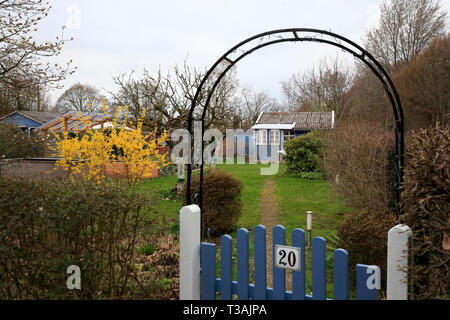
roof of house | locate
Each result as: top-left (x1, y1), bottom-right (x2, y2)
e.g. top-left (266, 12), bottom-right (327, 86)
top-left (39, 111), bottom-right (108, 132)
top-left (0, 110), bottom-right (61, 125)
top-left (252, 111), bottom-right (334, 130)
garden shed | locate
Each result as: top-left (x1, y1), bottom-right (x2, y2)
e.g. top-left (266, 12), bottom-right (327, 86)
top-left (250, 111), bottom-right (335, 161)
top-left (0, 111), bottom-right (61, 136)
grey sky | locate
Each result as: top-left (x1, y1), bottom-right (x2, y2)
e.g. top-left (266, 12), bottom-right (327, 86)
top-left (37, 0), bottom-right (450, 104)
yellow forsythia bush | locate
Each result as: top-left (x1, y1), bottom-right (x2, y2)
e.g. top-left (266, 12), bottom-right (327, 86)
top-left (51, 103), bottom-right (169, 184)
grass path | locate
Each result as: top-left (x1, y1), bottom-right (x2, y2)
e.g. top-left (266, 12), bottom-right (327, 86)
top-left (258, 178), bottom-right (280, 289)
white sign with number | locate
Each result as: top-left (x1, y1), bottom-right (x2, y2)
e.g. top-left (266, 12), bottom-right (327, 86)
top-left (275, 245), bottom-right (301, 272)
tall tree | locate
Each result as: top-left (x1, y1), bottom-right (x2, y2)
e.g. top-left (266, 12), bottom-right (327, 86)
top-left (0, 0), bottom-right (75, 89)
top-left (55, 83), bottom-right (104, 113)
top-left (281, 56), bottom-right (354, 118)
top-left (110, 60), bottom-right (240, 131)
top-left (395, 36), bottom-right (450, 129)
top-left (237, 87), bottom-right (280, 129)
top-left (365, 0), bottom-right (447, 71)
top-left (0, 1), bottom-right (75, 116)
top-left (0, 83), bottom-right (52, 116)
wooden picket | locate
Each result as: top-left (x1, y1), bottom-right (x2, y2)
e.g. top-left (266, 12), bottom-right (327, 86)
top-left (200, 224), bottom-right (379, 300)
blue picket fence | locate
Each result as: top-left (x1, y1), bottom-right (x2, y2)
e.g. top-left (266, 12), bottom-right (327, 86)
top-left (200, 224), bottom-right (379, 300)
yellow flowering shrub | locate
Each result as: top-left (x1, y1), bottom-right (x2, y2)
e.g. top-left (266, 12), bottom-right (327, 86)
top-left (50, 103), bottom-right (169, 184)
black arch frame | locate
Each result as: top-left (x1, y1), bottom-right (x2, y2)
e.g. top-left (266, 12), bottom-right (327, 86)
top-left (186, 28), bottom-right (405, 220)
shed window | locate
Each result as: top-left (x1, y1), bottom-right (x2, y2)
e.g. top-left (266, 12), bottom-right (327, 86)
top-left (269, 130), bottom-right (280, 145)
top-left (283, 130), bottom-right (296, 141)
top-left (257, 130), bottom-right (267, 145)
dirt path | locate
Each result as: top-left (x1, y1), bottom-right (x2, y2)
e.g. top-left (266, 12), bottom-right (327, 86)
top-left (258, 178), bottom-right (291, 290)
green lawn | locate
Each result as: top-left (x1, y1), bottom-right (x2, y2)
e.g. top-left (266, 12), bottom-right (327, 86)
top-left (139, 164), bottom-right (350, 236)
top-left (214, 163), bottom-right (272, 229)
top-left (216, 163), bottom-right (351, 239)
top-left (138, 173), bottom-right (182, 224)
top-left (276, 170), bottom-right (351, 242)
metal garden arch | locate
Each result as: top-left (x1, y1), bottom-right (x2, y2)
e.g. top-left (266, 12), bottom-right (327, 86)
top-left (186, 28), bottom-right (405, 220)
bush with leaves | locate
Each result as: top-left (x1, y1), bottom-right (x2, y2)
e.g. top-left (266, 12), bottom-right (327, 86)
top-left (0, 178), bottom-right (151, 299)
top-left (284, 131), bottom-right (323, 176)
top-left (402, 123), bottom-right (449, 299)
top-left (186, 170), bottom-right (243, 237)
top-left (0, 122), bottom-right (44, 159)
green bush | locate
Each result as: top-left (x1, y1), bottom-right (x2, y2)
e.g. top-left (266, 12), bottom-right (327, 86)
top-left (402, 124), bottom-right (449, 299)
top-left (0, 178), bottom-right (151, 299)
top-left (284, 131), bottom-right (323, 176)
top-left (186, 170), bottom-right (243, 237)
top-left (0, 122), bottom-right (44, 159)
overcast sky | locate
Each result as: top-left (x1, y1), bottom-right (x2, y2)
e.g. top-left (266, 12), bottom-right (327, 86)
top-left (36, 0), bottom-right (450, 104)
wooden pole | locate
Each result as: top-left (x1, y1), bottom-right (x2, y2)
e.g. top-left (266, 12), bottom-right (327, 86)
top-left (43, 129), bottom-right (48, 158)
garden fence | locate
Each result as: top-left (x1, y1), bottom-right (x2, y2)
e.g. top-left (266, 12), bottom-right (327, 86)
top-left (179, 205), bottom-right (412, 300)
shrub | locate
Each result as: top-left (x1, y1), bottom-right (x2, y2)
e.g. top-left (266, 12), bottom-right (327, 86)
top-left (322, 119), bottom-right (399, 296)
top-left (336, 209), bottom-right (396, 294)
top-left (186, 170), bottom-right (243, 236)
top-left (51, 106), bottom-right (169, 184)
top-left (284, 131), bottom-right (323, 175)
top-left (0, 178), bottom-right (151, 299)
top-left (0, 122), bottom-right (44, 159)
top-left (402, 123), bottom-right (449, 299)
top-left (321, 119), bottom-right (396, 212)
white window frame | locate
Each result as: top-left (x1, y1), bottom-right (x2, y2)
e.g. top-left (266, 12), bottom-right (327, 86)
top-left (257, 130), bottom-right (267, 145)
top-left (283, 130), bottom-right (296, 141)
top-left (269, 130), bottom-right (280, 145)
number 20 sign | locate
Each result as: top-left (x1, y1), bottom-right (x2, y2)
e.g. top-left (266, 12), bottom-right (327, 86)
top-left (275, 245), bottom-right (301, 272)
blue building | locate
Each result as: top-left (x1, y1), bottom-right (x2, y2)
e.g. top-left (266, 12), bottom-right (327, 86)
top-left (250, 111), bottom-right (335, 161)
top-left (0, 111), bottom-right (61, 136)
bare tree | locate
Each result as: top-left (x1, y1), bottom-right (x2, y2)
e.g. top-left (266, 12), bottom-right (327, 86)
top-left (365, 0), bottom-right (447, 71)
top-left (237, 87), bottom-right (280, 129)
top-left (110, 60), bottom-right (240, 131)
top-left (55, 83), bottom-right (104, 113)
top-left (395, 35), bottom-right (450, 129)
top-left (281, 56), bottom-right (354, 118)
top-left (0, 83), bottom-right (52, 116)
top-left (110, 69), bottom-right (167, 128)
top-left (0, 0), bottom-right (75, 89)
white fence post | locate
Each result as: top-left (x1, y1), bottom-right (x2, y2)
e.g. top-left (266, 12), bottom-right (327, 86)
top-left (387, 224), bottom-right (412, 300)
top-left (179, 204), bottom-right (201, 300)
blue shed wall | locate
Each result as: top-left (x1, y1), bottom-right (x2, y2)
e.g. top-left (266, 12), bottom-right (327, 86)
top-left (1, 113), bottom-right (42, 131)
top-left (256, 129), bottom-right (283, 162)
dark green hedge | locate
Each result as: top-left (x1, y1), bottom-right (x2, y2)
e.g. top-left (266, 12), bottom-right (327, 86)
top-left (284, 131), bottom-right (323, 176)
